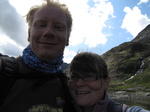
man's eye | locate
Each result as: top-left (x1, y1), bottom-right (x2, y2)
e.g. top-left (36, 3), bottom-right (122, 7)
top-left (37, 24), bottom-right (45, 27)
top-left (55, 25), bottom-right (65, 31)
top-left (35, 22), bottom-right (46, 28)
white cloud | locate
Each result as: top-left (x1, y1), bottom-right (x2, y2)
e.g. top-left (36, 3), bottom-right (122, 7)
top-left (61, 0), bottom-right (114, 47)
top-left (0, 0), bottom-right (28, 47)
top-left (0, 34), bottom-right (23, 56)
top-left (121, 6), bottom-right (150, 37)
top-left (64, 48), bottom-right (77, 63)
top-left (8, 0), bottom-right (44, 16)
top-left (0, 0), bottom-right (114, 63)
top-left (137, 0), bottom-right (149, 5)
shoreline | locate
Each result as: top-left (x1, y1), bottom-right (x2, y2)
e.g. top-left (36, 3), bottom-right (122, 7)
top-left (108, 90), bottom-right (150, 110)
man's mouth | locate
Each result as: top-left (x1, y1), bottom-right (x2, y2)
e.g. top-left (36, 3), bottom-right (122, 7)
top-left (39, 42), bottom-right (57, 45)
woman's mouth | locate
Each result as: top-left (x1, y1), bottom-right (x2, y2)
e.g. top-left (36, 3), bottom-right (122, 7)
top-left (76, 91), bottom-right (90, 95)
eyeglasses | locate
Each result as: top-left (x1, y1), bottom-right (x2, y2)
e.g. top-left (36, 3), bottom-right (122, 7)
top-left (69, 73), bottom-right (102, 82)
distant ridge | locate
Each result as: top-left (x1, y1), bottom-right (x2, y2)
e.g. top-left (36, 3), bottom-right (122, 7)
top-left (131, 24), bottom-right (150, 44)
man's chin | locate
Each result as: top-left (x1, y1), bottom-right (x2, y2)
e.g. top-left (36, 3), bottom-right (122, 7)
top-left (40, 55), bottom-right (59, 61)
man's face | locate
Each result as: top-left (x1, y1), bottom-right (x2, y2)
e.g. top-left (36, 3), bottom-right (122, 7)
top-left (28, 6), bottom-right (69, 61)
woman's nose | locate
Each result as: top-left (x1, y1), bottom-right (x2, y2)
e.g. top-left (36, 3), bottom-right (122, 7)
top-left (76, 78), bottom-right (85, 86)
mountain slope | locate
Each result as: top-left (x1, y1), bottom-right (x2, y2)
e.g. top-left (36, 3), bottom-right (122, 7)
top-left (102, 24), bottom-right (150, 89)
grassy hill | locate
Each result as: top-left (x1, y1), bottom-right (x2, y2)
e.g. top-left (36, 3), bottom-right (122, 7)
top-left (102, 25), bottom-right (150, 91)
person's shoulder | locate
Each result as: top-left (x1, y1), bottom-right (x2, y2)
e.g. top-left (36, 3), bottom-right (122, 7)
top-left (108, 100), bottom-right (129, 112)
top-left (0, 54), bottom-right (18, 73)
top-left (0, 53), bottom-right (8, 70)
top-left (126, 106), bottom-right (150, 112)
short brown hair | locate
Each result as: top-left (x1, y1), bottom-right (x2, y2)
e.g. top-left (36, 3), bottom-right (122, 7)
top-left (69, 52), bottom-right (108, 78)
top-left (26, 0), bottom-right (72, 37)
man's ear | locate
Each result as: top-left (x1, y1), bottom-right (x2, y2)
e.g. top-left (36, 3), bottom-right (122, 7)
top-left (28, 28), bottom-right (30, 42)
top-left (65, 37), bottom-right (69, 46)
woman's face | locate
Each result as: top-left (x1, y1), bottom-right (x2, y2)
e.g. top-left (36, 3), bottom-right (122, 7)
top-left (68, 73), bottom-right (110, 107)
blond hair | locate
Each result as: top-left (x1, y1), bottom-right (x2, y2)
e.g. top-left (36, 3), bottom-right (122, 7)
top-left (26, 0), bottom-right (72, 37)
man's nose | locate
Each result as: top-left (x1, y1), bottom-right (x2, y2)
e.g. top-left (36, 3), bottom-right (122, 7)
top-left (43, 26), bottom-right (54, 37)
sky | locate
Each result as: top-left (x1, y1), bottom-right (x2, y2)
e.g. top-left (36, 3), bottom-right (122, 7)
top-left (0, 0), bottom-right (150, 63)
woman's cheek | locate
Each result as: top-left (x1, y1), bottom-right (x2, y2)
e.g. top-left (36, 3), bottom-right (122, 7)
top-left (68, 81), bottom-right (75, 89)
top-left (86, 81), bottom-right (102, 90)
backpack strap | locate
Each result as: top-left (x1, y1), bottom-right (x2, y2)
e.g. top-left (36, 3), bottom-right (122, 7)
top-left (0, 55), bottom-right (18, 105)
top-left (108, 100), bottom-right (123, 112)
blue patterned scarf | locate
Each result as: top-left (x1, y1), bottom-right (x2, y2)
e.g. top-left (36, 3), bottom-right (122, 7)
top-left (22, 45), bottom-right (63, 74)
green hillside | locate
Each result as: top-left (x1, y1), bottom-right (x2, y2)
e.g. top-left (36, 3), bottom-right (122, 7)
top-left (101, 25), bottom-right (150, 91)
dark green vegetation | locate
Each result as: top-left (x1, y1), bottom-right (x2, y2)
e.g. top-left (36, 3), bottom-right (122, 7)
top-left (102, 24), bottom-right (150, 91)
top-left (102, 41), bottom-right (150, 91)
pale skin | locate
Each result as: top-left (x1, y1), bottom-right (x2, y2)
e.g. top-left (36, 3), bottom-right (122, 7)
top-left (69, 75), bottom-right (110, 112)
top-left (28, 6), bottom-right (69, 61)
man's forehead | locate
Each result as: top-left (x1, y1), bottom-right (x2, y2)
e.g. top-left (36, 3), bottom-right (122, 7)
top-left (33, 6), bottom-right (67, 23)
top-left (35, 6), bottom-right (64, 16)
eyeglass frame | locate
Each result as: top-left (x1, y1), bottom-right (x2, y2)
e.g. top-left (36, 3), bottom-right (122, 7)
top-left (68, 72), bottom-right (103, 82)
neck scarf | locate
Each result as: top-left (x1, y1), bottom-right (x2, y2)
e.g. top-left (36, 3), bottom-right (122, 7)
top-left (22, 45), bottom-right (63, 74)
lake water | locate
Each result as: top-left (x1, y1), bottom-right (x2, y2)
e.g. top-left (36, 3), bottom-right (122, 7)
top-left (108, 90), bottom-right (150, 110)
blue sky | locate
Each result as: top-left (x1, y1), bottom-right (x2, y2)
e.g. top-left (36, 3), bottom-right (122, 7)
top-left (0, 0), bottom-right (150, 63)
